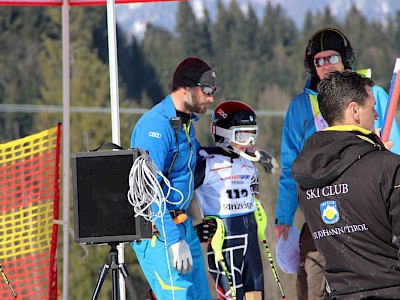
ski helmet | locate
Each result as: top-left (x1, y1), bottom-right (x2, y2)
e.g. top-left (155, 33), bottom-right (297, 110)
top-left (210, 100), bottom-right (258, 149)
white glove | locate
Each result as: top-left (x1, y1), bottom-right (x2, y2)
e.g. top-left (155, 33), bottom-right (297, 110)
top-left (169, 240), bottom-right (193, 274)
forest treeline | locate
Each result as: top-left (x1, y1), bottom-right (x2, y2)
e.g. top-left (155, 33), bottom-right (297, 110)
top-left (1, 0), bottom-right (400, 299)
top-left (1, 0), bottom-right (400, 148)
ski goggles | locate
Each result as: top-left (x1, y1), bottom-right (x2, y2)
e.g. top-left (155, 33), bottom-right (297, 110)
top-left (234, 128), bottom-right (258, 145)
top-left (313, 55), bottom-right (340, 67)
top-left (213, 125), bottom-right (258, 146)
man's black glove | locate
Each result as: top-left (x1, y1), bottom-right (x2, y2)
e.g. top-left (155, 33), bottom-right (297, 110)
top-left (194, 218), bottom-right (217, 243)
top-left (248, 147), bottom-right (279, 174)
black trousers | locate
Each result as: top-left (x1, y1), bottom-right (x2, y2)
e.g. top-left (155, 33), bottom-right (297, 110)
top-left (207, 213), bottom-right (264, 300)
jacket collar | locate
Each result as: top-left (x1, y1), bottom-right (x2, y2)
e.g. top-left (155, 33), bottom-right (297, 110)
top-left (325, 125), bottom-right (380, 148)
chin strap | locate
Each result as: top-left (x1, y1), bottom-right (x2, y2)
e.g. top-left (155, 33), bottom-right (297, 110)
top-left (222, 145), bottom-right (261, 162)
top-left (239, 148), bottom-right (260, 161)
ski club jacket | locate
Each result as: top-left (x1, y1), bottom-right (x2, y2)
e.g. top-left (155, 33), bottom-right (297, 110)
top-left (130, 95), bottom-right (200, 246)
top-left (275, 73), bottom-right (400, 226)
top-left (292, 125), bottom-right (400, 299)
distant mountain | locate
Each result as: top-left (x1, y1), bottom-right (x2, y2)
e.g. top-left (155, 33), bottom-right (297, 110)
top-left (115, 0), bottom-right (400, 38)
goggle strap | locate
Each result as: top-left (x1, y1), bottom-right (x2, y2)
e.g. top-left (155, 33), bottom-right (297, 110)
top-left (213, 126), bottom-right (230, 139)
top-left (219, 145), bottom-right (260, 162)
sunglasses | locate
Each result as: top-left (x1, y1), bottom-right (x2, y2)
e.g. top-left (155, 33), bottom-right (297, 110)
top-left (184, 76), bottom-right (217, 96)
top-left (313, 55), bottom-right (340, 67)
top-left (197, 83), bottom-right (218, 96)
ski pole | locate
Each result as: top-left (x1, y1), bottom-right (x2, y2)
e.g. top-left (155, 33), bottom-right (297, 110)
top-left (205, 216), bottom-right (237, 300)
top-left (254, 198), bottom-right (287, 300)
top-left (382, 58), bottom-right (400, 142)
top-left (0, 263), bottom-right (17, 299)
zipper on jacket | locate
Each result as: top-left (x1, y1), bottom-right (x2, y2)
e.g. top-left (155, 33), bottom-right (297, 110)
top-left (180, 121), bottom-right (194, 209)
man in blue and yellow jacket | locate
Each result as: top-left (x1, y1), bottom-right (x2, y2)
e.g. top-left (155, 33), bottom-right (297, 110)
top-left (131, 57), bottom-right (217, 300)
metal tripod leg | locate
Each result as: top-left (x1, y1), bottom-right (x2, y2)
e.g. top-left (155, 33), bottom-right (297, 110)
top-left (110, 246), bottom-right (120, 300)
top-left (119, 263), bottom-right (140, 300)
top-left (91, 243), bottom-right (140, 300)
top-left (91, 263), bottom-right (110, 300)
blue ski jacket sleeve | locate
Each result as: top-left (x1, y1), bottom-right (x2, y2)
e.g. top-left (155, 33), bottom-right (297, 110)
top-left (130, 95), bottom-right (199, 246)
top-left (275, 75), bottom-right (400, 226)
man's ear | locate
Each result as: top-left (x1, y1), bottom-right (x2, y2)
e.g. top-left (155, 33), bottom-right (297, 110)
top-left (348, 101), bottom-right (360, 123)
top-left (178, 86), bottom-right (189, 96)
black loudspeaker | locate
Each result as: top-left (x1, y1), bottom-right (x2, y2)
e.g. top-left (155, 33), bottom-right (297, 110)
top-left (72, 148), bottom-right (152, 244)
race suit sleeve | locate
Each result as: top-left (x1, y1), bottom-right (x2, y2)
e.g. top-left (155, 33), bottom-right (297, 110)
top-left (276, 97), bottom-right (308, 225)
top-left (373, 85), bottom-right (400, 155)
top-left (131, 117), bottom-right (182, 246)
top-left (250, 165), bottom-right (261, 206)
top-left (251, 163), bottom-right (259, 192)
top-left (194, 154), bottom-right (206, 190)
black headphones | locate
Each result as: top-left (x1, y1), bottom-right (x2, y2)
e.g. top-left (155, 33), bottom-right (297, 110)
top-left (304, 28), bottom-right (355, 74)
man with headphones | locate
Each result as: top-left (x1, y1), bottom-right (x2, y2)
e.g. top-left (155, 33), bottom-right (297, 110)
top-left (274, 28), bottom-right (400, 300)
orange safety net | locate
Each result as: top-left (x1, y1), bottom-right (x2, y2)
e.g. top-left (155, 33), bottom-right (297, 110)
top-left (0, 124), bottom-right (61, 300)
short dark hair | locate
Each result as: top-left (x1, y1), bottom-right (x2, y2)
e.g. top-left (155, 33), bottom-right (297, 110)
top-left (317, 70), bottom-right (374, 125)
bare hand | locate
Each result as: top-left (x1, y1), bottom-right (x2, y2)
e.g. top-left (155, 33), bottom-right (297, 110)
top-left (375, 128), bottom-right (394, 150)
top-left (274, 225), bottom-right (291, 241)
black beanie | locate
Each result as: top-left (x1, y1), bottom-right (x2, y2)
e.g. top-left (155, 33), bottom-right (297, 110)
top-left (172, 57), bottom-right (216, 89)
top-left (309, 29), bottom-right (346, 59)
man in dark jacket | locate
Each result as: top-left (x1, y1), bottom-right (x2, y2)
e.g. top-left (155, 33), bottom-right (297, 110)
top-left (292, 70), bottom-right (400, 299)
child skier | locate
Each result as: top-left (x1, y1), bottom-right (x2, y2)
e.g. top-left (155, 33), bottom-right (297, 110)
top-left (195, 100), bottom-right (269, 300)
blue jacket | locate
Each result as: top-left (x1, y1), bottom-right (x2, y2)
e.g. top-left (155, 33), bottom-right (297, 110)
top-left (131, 95), bottom-right (199, 246)
top-left (275, 74), bottom-right (400, 226)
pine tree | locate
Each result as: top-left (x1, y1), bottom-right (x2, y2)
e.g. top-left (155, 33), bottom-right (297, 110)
top-left (39, 7), bottom-right (111, 152)
top-left (315, 6), bottom-right (341, 29)
top-left (257, 2), bottom-right (299, 95)
top-left (0, 7), bottom-right (55, 142)
top-left (141, 24), bottom-right (180, 97)
top-left (176, 2), bottom-right (202, 57)
top-left (196, 8), bottom-right (213, 60)
top-left (210, 0), bottom-right (232, 99)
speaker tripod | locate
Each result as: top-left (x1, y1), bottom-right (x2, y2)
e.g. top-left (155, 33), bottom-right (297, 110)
top-left (91, 243), bottom-right (140, 300)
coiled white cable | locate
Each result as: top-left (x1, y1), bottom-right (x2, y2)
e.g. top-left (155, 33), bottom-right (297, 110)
top-left (127, 148), bottom-right (183, 221)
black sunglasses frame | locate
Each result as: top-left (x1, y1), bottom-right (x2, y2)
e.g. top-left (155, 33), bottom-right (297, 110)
top-left (183, 75), bottom-right (217, 96)
top-left (313, 55), bottom-right (340, 68)
top-left (196, 83), bottom-right (217, 96)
